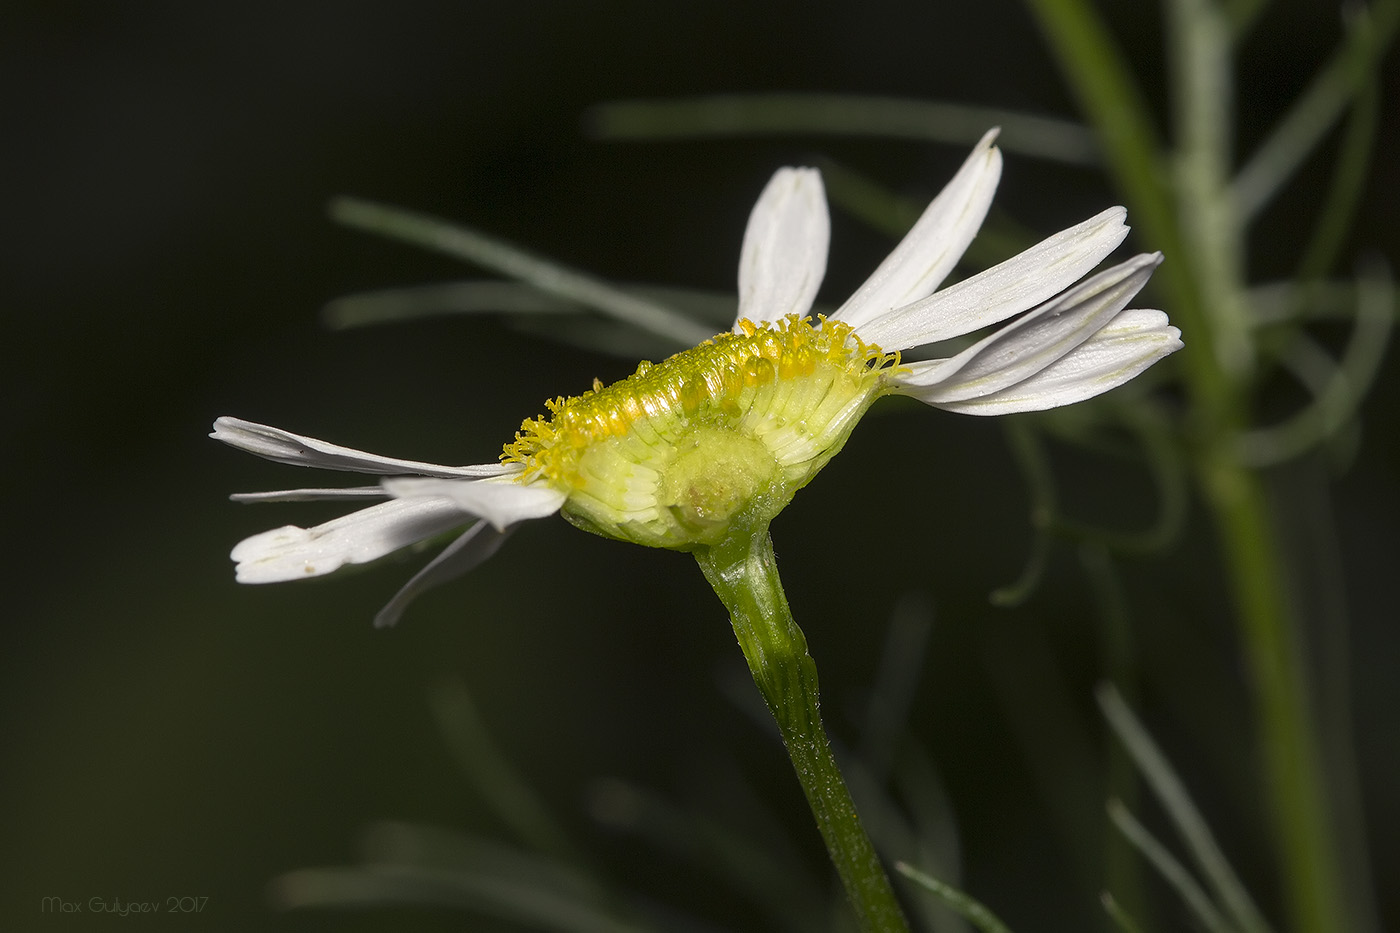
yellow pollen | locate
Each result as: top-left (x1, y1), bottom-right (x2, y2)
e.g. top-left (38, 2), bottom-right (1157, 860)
top-left (499, 315), bottom-right (900, 549)
top-left (501, 315), bottom-right (899, 487)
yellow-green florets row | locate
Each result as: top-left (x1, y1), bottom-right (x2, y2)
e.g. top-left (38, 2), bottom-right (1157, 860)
top-left (502, 315), bottom-right (901, 548)
top-left (503, 316), bottom-right (897, 479)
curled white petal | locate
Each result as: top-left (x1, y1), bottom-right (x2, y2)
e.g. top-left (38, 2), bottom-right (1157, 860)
top-left (895, 252), bottom-right (1162, 402)
top-left (855, 206), bottom-right (1130, 351)
top-left (231, 497), bottom-right (472, 584)
top-left (834, 128), bottom-right (1002, 329)
top-left (211, 416), bottom-right (514, 478)
top-left (374, 523), bottom-right (512, 629)
top-left (734, 167), bottom-right (829, 328)
top-left (926, 308), bottom-right (1182, 415)
top-left (383, 475), bottom-right (567, 531)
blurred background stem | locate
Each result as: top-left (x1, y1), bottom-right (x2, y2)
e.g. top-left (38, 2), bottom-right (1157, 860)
top-left (1023, 0), bottom-right (1361, 930)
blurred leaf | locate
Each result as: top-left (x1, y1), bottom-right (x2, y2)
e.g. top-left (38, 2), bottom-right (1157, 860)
top-left (894, 862), bottom-right (1014, 933)
top-left (330, 196), bottom-right (716, 347)
top-left (1106, 800), bottom-right (1235, 933)
top-left (588, 777), bottom-right (827, 933)
top-left (430, 680), bottom-right (582, 861)
top-left (1097, 685), bottom-right (1273, 933)
top-left (586, 93), bottom-right (1099, 165)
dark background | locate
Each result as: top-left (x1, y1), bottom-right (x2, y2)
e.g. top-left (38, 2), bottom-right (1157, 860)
top-left (5, 2), bottom-right (1397, 930)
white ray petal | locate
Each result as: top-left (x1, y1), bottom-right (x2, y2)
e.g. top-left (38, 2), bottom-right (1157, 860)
top-left (382, 476), bottom-right (566, 531)
top-left (855, 207), bottom-right (1131, 351)
top-left (734, 167), bottom-right (830, 328)
top-left (895, 253), bottom-right (1162, 402)
top-left (211, 417), bottom-right (514, 478)
top-left (230, 487), bottom-right (387, 503)
top-left (834, 129), bottom-right (1003, 329)
top-left (231, 497), bottom-right (470, 584)
top-left (927, 308), bottom-right (1182, 415)
top-left (373, 523), bottom-right (512, 628)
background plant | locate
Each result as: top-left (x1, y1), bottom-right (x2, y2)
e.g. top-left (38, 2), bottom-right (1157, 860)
top-left (6, 2), bottom-right (1396, 931)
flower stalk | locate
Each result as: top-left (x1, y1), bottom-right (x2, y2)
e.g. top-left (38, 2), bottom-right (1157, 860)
top-left (218, 129), bottom-right (1178, 931)
top-left (695, 527), bottom-right (909, 933)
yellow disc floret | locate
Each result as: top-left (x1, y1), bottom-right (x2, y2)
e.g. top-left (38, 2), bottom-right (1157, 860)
top-left (502, 315), bottom-right (901, 548)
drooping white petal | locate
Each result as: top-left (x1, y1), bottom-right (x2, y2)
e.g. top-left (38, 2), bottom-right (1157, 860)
top-left (833, 129), bottom-right (1003, 330)
top-left (382, 475), bottom-right (566, 531)
top-left (211, 417), bottom-right (514, 478)
top-left (734, 167), bottom-right (829, 329)
top-left (231, 497), bottom-right (471, 584)
top-left (230, 487), bottom-right (387, 503)
top-left (895, 252), bottom-right (1162, 402)
top-left (926, 308), bottom-right (1182, 415)
top-left (854, 207), bottom-right (1131, 351)
top-left (373, 523), bottom-right (512, 628)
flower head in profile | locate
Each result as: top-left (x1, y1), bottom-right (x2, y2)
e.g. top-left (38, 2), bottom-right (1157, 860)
top-left (214, 129), bottom-right (1180, 626)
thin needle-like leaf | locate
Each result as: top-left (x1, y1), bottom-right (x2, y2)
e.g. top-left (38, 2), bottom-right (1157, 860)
top-left (1225, 0), bottom-right (1273, 37)
top-left (585, 93), bottom-right (1099, 165)
top-left (330, 196), bottom-right (715, 347)
top-left (1232, 0), bottom-right (1400, 221)
top-left (1292, 81), bottom-right (1381, 285)
top-left (323, 280), bottom-right (738, 334)
top-left (858, 593), bottom-right (934, 782)
top-left (1106, 800), bottom-right (1236, 933)
top-left (272, 864), bottom-right (649, 933)
top-left (1239, 261), bottom-right (1395, 466)
top-left (990, 420), bottom-right (1055, 607)
top-left (892, 747), bottom-right (971, 933)
top-left (588, 778), bottom-right (826, 933)
top-left (324, 281), bottom-right (583, 329)
top-left (429, 680), bottom-right (581, 862)
top-left (1098, 684), bottom-right (1273, 933)
top-left (894, 862), bottom-right (1014, 933)
top-left (1100, 890), bottom-right (1147, 933)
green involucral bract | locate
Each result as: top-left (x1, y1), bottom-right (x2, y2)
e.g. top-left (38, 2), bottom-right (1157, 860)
top-left (502, 315), bottom-right (901, 548)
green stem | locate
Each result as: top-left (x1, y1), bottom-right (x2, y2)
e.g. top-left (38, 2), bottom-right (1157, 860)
top-left (694, 529), bottom-right (909, 933)
top-left (1024, 2), bottom-right (1352, 929)
top-left (1199, 453), bottom-right (1343, 933)
top-left (1166, 0), bottom-right (1253, 377)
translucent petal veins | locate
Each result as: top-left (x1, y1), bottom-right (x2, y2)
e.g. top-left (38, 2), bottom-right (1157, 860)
top-left (501, 316), bottom-right (900, 547)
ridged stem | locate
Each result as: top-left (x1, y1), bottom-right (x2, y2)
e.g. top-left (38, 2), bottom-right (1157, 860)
top-left (695, 529), bottom-right (909, 933)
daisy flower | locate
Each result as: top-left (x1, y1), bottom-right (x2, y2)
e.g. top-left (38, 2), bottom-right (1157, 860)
top-left (214, 129), bottom-right (1180, 627)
